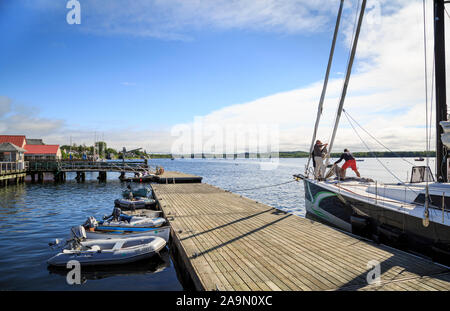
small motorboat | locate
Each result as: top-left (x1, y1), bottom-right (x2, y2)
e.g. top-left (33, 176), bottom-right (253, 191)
top-left (99, 215), bottom-right (166, 228)
top-left (114, 197), bottom-right (156, 210)
top-left (47, 248), bottom-right (170, 281)
top-left (82, 211), bottom-right (170, 241)
top-left (47, 227), bottom-right (167, 267)
top-left (84, 225), bottom-right (171, 241)
top-left (85, 207), bottom-right (166, 228)
top-left (415, 157), bottom-right (425, 161)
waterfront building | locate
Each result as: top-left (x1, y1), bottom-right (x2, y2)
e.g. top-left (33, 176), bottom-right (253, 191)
top-left (0, 142), bottom-right (27, 170)
top-left (23, 144), bottom-right (62, 160)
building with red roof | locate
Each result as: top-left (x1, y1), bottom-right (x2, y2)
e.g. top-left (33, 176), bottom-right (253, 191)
top-left (0, 135), bottom-right (26, 148)
top-left (23, 144), bottom-right (61, 160)
top-left (0, 135), bottom-right (61, 160)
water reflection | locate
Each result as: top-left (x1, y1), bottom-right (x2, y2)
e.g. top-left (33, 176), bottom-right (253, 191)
top-left (0, 157), bottom-right (421, 290)
top-left (47, 248), bottom-right (171, 284)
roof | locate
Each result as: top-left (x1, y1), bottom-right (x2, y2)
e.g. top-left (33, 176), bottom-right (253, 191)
top-left (24, 144), bottom-right (60, 155)
top-left (0, 142), bottom-right (27, 153)
top-left (0, 135), bottom-right (26, 148)
top-left (26, 139), bottom-right (44, 145)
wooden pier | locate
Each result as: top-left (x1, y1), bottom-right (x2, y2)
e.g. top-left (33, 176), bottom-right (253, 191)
top-left (122, 171), bottom-right (202, 184)
top-left (152, 183), bottom-right (450, 291)
top-left (26, 160), bottom-right (150, 182)
top-left (0, 162), bottom-right (26, 186)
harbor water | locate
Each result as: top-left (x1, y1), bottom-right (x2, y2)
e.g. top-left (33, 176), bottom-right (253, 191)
top-left (0, 157), bottom-right (432, 290)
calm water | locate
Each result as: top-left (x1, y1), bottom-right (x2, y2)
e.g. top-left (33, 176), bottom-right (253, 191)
top-left (0, 157), bottom-right (432, 290)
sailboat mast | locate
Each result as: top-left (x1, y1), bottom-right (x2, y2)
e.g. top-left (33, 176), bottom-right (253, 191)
top-left (327, 0), bottom-right (367, 159)
top-left (305, 0), bottom-right (345, 174)
top-left (434, 0), bottom-right (448, 182)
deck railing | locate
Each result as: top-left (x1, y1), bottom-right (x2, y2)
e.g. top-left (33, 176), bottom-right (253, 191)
top-left (27, 160), bottom-right (149, 173)
top-left (0, 161), bottom-right (28, 175)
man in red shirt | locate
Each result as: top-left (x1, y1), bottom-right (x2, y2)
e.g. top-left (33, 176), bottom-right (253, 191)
top-left (334, 149), bottom-right (360, 178)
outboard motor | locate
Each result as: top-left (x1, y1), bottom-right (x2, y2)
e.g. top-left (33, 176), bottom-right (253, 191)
top-left (71, 225), bottom-right (87, 241)
top-left (84, 216), bottom-right (98, 228)
top-left (112, 207), bottom-right (122, 221)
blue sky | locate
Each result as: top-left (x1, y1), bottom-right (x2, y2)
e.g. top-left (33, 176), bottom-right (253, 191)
top-left (0, 1), bottom-right (444, 152)
top-left (0, 1), bottom-right (348, 129)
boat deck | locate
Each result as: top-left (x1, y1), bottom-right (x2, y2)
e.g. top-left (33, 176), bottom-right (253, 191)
top-left (152, 183), bottom-right (450, 291)
top-left (312, 178), bottom-right (449, 223)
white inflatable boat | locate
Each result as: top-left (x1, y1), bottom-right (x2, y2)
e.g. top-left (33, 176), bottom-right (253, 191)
top-left (100, 216), bottom-right (166, 228)
top-left (84, 224), bottom-right (171, 242)
top-left (47, 227), bottom-right (166, 267)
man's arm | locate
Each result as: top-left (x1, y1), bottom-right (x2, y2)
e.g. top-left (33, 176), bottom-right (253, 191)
top-left (334, 154), bottom-right (344, 164)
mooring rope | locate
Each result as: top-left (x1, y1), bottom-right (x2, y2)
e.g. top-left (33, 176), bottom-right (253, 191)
top-left (343, 111), bottom-right (420, 194)
top-left (227, 180), bottom-right (296, 192)
top-left (343, 109), bottom-right (416, 166)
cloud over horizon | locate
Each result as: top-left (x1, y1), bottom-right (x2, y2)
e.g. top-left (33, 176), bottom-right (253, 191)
top-left (2, 1), bottom-right (448, 154)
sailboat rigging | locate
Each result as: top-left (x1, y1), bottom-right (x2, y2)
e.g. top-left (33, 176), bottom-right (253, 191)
top-left (295, 0), bottom-right (450, 265)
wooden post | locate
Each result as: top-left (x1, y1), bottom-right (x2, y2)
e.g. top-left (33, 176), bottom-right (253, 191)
top-left (98, 171), bottom-right (107, 182)
top-left (119, 171), bottom-right (125, 181)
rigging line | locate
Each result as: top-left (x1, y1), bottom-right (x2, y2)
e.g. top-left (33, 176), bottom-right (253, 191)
top-left (226, 180), bottom-right (296, 192)
top-left (343, 111), bottom-right (420, 194)
top-left (342, 109), bottom-right (416, 166)
top-left (306, 0), bottom-right (345, 173)
top-left (327, 0), bottom-right (366, 162)
top-left (327, 0), bottom-right (361, 148)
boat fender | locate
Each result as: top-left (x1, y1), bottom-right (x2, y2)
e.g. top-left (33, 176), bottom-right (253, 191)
top-left (378, 224), bottom-right (402, 240)
top-left (350, 215), bottom-right (368, 230)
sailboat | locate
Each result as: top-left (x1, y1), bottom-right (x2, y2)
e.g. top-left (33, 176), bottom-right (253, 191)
top-left (295, 0), bottom-right (450, 265)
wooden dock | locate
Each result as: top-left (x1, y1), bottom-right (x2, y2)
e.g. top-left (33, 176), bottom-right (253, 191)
top-left (154, 171), bottom-right (202, 184)
top-left (0, 162), bottom-right (26, 186)
top-left (123, 171), bottom-right (202, 184)
top-left (152, 183), bottom-right (450, 291)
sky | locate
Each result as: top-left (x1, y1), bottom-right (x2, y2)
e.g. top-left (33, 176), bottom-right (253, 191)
top-left (0, 0), bottom-right (448, 153)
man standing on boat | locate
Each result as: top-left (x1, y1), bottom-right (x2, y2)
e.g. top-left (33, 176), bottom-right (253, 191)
top-left (334, 149), bottom-right (360, 178)
top-left (313, 140), bottom-right (328, 180)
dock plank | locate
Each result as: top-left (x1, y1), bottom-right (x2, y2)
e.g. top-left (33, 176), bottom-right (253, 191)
top-left (152, 183), bottom-right (450, 291)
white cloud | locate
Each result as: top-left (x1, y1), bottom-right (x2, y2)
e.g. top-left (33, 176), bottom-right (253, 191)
top-left (5, 1), bottom-right (448, 154)
top-left (27, 0), bottom-right (357, 40)
top-left (168, 0), bottom-right (449, 153)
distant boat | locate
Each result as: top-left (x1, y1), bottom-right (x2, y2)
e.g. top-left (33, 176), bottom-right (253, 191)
top-left (415, 157), bottom-right (425, 161)
top-left (356, 159), bottom-right (364, 162)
